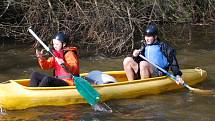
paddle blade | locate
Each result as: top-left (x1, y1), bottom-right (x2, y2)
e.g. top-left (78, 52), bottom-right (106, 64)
top-left (74, 76), bottom-right (100, 105)
top-left (183, 83), bottom-right (215, 95)
top-left (189, 87), bottom-right (215, 95)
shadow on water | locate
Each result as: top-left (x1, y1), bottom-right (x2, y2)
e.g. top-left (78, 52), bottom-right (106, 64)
top-left (0, 24), bottom-right (215, 120)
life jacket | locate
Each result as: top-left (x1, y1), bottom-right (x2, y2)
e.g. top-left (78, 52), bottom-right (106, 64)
top-left (52, 50), bottom-right (70, 78)
top-left (38, 47), bottom-right (80, 86)
top-left (144, 44), bottom-right (169, 69)
top-left (134, 39), bottom-right (182, 76)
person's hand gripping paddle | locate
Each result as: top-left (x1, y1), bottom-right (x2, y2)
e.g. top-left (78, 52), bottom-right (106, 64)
top-left (139, 54), bottom-right (215, 95)
top-left (28, 27), bottom-right (112, 112)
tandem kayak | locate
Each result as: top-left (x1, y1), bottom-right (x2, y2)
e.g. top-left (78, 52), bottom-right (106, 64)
top-left (0, 68), bottom-right (207, 110)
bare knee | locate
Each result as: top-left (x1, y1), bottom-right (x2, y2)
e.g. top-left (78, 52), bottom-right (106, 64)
top-left (123, 57), bottom-right (134, 66)
top-left (139, 61), bottom-right (150, 69)
top-left (123, 57), bottom-right (139, 73)
top-left (123, 57), bottom-right (138, 80)
top-left (139, 61), bottom-right (152, 79)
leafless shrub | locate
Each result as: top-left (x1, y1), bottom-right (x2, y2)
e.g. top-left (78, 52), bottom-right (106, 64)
top-left (0, 0), bottom-right (215, 55)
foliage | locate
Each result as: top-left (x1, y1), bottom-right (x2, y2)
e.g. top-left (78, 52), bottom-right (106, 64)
top-left (0, 0), bottom-right (215, 55)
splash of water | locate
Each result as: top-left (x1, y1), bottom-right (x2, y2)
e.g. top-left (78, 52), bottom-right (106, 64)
top-left (0, 105), bottom-right (7, 115)
top-left (92, 103), bottom-right (113, 113)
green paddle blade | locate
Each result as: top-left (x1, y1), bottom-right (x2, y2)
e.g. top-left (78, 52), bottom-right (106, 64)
top-left (74, 76), bottom-right (100, 105)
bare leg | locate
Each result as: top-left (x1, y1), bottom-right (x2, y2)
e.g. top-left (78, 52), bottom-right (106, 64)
top-left (139, 61), bottom-right (153, 79)
top-left (123, 57), bottom-right (139, 80)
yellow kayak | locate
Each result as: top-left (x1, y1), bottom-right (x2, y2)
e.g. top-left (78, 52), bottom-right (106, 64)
top-left (0, 68), bottom-right (207, 110)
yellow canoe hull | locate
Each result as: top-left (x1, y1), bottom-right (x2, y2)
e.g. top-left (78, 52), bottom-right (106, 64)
top-left (0, 68), bottom-right (207, 110)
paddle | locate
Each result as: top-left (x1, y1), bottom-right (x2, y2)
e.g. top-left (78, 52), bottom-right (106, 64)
top-left (28, 28), bottom-right (100, 106)
top-left (139, 54), bottom-right (215, 95)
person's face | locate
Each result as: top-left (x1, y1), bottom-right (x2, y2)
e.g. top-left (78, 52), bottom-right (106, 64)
top-left (53, 39), bottom-right (65, 51)
top-left (145, 35), bottom-right (157, 44)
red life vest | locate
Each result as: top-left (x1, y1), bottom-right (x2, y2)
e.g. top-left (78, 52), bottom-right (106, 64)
top-left (38, 47), bottom-right (79, 86)
top-left (52, 50), bottom-right (71, 78)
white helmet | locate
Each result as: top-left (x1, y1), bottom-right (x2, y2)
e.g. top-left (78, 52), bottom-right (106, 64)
top-left (87, 70), bottom-right (117, 84)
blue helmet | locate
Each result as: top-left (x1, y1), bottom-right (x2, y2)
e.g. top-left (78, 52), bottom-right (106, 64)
top-left (144, 25), bottom-right (158, 36)
top-left (53, 32), bottom-right (69, 43)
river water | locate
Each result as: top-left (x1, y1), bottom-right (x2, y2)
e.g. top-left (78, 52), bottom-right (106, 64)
top-left (0, 25), bottom-right (215, 121)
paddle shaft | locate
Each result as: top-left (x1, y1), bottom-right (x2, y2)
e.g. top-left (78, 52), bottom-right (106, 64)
top-left (28, 28), bottom-right (74, 76)
top-left (28, 28), bottom-right (101, 105)
top-left (139, 54), bottom-right (193, 90)
top-left (28, 28), bottom-right (55, 57)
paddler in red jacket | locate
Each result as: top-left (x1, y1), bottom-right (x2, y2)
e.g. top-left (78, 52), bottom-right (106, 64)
top-left (30, 32), bottom-right (80, 87)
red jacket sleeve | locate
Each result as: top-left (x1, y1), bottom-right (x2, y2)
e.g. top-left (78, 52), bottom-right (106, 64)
top-left (64, 51), bottom-right (80, 75)
top-left (38, 57), bottom-right (55, 70)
